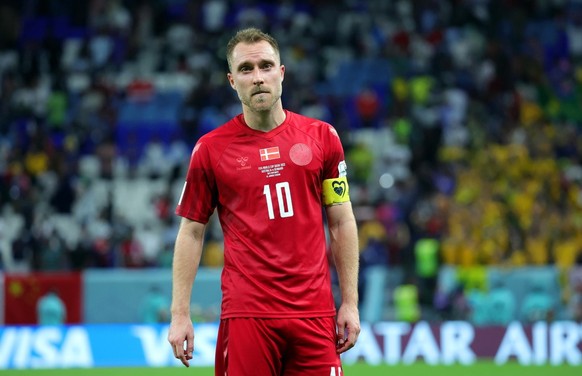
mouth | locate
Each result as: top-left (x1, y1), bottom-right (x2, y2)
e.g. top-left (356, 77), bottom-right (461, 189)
top-left (252, 90), bottom-right (269, 96)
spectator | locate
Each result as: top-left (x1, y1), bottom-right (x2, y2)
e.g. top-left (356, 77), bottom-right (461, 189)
top-left (354, 86), bottom-right (380, 128)
top-left (393, 280), bottom-right (421, 323)
top-left (414, 237), bottom-right (440, 306)
top-left (140, 285), bottom-right (170, 324)
top-left (36, 288), bottom-right (66, 325)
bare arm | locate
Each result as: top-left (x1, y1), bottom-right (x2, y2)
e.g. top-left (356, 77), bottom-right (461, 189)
top-left (167, 217), bottom-right (206, 367)
top-left (326, 202), bottom-right (360, 354)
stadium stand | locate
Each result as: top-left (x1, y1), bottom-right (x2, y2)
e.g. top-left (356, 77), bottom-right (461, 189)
top-left (1, 0), bottom-right (582, 324)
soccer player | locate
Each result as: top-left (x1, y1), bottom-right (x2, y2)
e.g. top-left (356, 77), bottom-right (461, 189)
top-left (167, 27), bottom-right (360, 375)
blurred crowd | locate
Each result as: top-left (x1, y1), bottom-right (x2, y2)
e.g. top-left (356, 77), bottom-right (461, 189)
top-left (1, 0), bottom-right (582, 323)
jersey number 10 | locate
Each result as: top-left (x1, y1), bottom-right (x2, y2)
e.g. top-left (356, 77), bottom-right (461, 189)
top-left (263, 182), bottom-right (294, 219)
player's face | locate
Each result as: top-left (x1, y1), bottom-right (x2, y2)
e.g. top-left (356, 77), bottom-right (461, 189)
top-left (227, 41), bottom-right (285, 113)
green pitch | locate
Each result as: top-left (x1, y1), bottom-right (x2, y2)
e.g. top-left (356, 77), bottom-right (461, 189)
top-left (0, 363), bottom-right (580, 376)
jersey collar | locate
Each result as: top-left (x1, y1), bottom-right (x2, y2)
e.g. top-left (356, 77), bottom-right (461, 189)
top-left (235, 110), bottom-right (291, 139)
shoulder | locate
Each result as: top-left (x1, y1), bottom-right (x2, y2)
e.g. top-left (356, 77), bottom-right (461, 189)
top-left (196, 116), bottom-right (241, 152)
top-left (200, 116), bottom-right (240, 142)
top-left (287, 111), bottom-right (339, 139)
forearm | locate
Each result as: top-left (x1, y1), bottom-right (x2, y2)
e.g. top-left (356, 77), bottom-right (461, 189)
top-left (328, 206), bottom-right (359, 306)
top-left (171, 219), bottom-right (205, 316)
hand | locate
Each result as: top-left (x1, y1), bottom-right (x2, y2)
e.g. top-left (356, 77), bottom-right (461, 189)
top-left (167, 314), bottom-right (194, 367)
top-left (336, 303), bottom-right (360, 354)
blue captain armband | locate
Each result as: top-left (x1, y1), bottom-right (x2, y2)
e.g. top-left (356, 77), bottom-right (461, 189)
top-left (322, 177), bottom-right (350, 206)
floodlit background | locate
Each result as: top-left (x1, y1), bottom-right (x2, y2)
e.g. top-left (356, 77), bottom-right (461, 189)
top-left (0, 0), bottom-right (581, 372)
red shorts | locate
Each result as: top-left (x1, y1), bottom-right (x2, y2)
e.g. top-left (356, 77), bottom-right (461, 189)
top-left (215, 317), bottom-right (342, 376)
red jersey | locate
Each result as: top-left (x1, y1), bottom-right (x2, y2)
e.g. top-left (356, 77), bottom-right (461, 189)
top-left (176, 110), bottom-right (348, 319)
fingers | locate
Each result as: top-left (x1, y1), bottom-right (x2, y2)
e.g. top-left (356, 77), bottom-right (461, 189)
top-left (169, 330), bottom-right (194, 367)
top-left (336, 327), bottom-right (345, 347)
top-left (336, 333), bottom-right (355, 354)
top-left (172, 337), bottom-right (193, 367)
top-left (346, 325), bottom-right (360, 351)
top-left (174, 342), bottom-right (190, 367)
top-left (336, 322), bottom-right (360, 354)
top-left (186, 331), bottom-right (194, 359)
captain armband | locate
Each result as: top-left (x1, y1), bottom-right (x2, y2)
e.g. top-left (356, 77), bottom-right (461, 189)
top-left (322, 177), bottom-right (350, 206)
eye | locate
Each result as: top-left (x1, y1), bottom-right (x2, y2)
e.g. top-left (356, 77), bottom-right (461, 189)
top-left (262, 63), bottom-right (273, 70)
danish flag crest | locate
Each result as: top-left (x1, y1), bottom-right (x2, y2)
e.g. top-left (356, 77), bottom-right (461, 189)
top-left (259, 147), bottom-right (280, 161)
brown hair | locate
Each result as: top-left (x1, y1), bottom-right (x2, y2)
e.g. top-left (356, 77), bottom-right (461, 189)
top-left (226, 28), bottom-right (280, 72)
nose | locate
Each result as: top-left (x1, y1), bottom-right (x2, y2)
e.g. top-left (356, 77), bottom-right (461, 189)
top-left (252, 68), bottom-right (264, 86)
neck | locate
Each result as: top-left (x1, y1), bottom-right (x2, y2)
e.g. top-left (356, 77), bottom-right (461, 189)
top-left (242, 103), bottom-right (286, 132)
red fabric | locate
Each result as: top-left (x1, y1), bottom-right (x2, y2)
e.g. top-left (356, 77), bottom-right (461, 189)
top-left (4, 272), bottom-right (82, 324)
top-left (176, 110), bottom-right (346, 319)
top-left (215, 317), bottom-right (341, 375)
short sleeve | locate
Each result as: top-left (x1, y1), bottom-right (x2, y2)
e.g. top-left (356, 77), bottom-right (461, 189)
top-left (175, 141), bottom-right (217, 223)
top-left (322, 123), bottom-right (348, 180)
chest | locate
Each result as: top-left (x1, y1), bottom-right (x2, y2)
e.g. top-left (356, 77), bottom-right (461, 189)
top-left (214, 135), bottom-right (322, 188)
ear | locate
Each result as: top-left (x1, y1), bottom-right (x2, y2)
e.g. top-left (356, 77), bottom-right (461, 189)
top-left (227, 73), bottom-right (236, 90)
top-left (280, 65), bottom-right (285, 82)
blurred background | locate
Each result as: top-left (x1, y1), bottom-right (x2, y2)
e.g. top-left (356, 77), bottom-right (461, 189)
top-left (1, 0), bottom-right (582, 370)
